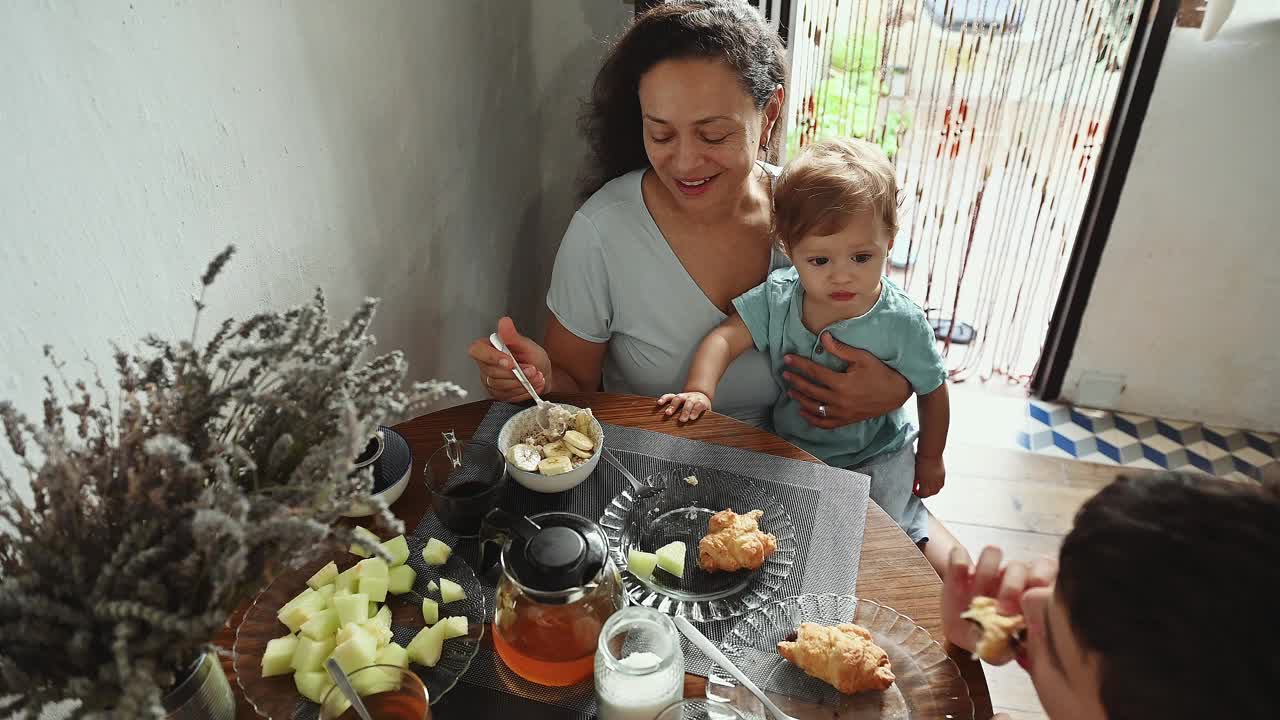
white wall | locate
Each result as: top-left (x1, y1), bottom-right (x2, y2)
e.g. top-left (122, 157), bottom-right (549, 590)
top-left (0, 1), bottom-right (630, 453)
top-left (1062, 2), bottom-right (1280, 432)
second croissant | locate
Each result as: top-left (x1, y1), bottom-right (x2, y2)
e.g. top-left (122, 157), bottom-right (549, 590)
top-left (697, 508), bottom-right (778, 572)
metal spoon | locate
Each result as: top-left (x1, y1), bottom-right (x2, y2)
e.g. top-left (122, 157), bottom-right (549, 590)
top-left (488, 332), bottom-right (554, 427)
top-left (674, 617), bottom-right (799, 720)
top-left (601, 447), bottom-right (663, 500)
top-left (324, 658), bottom-right (373, 720)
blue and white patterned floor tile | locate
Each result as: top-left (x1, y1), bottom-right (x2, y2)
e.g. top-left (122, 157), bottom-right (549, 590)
top-left (1018, 401), bottom-right (1278, 480)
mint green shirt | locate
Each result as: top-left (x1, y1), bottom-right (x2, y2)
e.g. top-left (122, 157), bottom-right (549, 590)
top-left (732, 268), bottom-right (946, 468)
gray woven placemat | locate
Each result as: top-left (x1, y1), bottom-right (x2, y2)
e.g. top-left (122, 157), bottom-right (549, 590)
top-left (417, 402), bottom-right (871, 718)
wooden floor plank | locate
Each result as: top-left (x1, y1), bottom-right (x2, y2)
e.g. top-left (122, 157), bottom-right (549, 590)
top-left (945, 521), bottom-right (1063, 566)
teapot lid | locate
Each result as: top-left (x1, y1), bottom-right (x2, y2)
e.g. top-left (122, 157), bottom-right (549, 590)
top-left (495, 512), bottom-right (608, 593)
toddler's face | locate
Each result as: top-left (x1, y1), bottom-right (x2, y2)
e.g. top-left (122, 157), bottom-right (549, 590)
top-left (790, 213), bottom-right (889, 316)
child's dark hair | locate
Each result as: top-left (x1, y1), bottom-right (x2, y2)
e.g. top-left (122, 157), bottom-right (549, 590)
top-left (578, 0), bottom-right (785, 200)
top-left (1058, 471), bottom-right (1280, 719)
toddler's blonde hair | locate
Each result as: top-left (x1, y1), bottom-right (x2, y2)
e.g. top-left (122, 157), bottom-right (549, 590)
top-left (773, 137), bottom-right (899, 253)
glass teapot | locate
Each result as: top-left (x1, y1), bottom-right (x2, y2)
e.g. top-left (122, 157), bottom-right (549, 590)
top-left (480, 509), bottom-right (625, 686)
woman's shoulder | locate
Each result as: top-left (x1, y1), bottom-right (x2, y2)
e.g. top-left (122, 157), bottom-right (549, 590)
top-left (577, 168), bottom-right (648, 224)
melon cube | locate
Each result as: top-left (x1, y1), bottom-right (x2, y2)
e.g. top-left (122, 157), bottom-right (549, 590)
top-left (439, 578), bottom-right (466, 604)
top-left (627, 549), bottom-right (658, 581)
top-left (294, 670), bottom-right (335, 704)
top-left (334, 566), bottom-right (359, 594)
top-left (306, 561), bottom-right (340, 590)
top-left (331, 588), bottom-right (352, 608)
top-left (351, 663), bottom-right (400, 697)
top-left (368, 601), bottom-right (380, 618)
top-left (333, 592), bottom-right (371, 626)
top-left (290, 635), bottom-right (335, 673)
top-left (260, 634), bottom-right (298, 677)
top-left (283, 587), bottom-right (326, 613)
top-left (421, 598), bottom-right (439, 626)
top-left (405, 622), bottom-right (446, 667)
top-left (316, 584), bottom-right (336, 607)
top-left (278, 604), bottom-right (316, 634)
top-left (349, 526), bottom-right (381, 557)
top-left (336, 622), bottom-right (375, 649)
top-left (359, 576), bottom-right (389, 604)
top-left (655, 541), bottom-right (687, 578)
top-left (355, 557), bottom-right (389, 580)
top-left (438, 616), bottom-right (469, 640)
top-left (421, 538), bottom-right (451, 566)
top-left (360, 620), bottom-right (394, 648)
top-left (377, 535), bottom-right (411, 567)
top-left (371, 605), bottom-right (392, 631)
top-left (427, 580), bottom-right (438, 594)
top-left (299, 608), bottom-right (340, 641)
top-left (388, 565), bottom-right (416, 595)
top-left (332, 630), bottom-right (378, 674)
top-left (376, 642), bottom-right (409, 669)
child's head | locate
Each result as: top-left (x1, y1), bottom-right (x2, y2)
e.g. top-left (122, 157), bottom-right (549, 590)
top-left (1022, 471), bottom-right (1280, 719)
top-left (773, 138), bottom-right (898, 310)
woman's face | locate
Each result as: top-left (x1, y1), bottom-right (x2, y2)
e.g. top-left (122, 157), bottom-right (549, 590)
top-left (1020, 586), bottom-right (1108, 719)
top-left (637, 57), bottom-right (781, 211)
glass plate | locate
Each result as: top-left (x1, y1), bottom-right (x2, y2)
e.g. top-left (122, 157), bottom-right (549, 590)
top-left (707, 594), bottom-right (974, 720)
top-left (233, 541), bottom-right (486, 718)
top-left (599, 464), bottom-right (797, 622)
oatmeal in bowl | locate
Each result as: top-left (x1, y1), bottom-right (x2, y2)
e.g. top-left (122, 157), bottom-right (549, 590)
top-left (497, 404), bottom-right (603, 493)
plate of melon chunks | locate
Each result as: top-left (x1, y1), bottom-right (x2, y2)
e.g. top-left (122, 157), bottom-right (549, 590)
top-left (233, 529), bottom-right (486, 715)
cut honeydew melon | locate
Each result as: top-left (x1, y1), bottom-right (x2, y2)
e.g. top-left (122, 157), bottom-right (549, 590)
top-left (289, 635), bottom-right (334, 673)
top-left (377, 535), bottom-right (410, 567)
top-left (294, 670), bottom-right (334, 704)
top-left (355, 557), bottom-right (389, 580)
top-left (371, 605), bottom-right (392, 631)
top-left (655, 541), bottom-right (686, 579)
top-left (421, 538), bottom-right (451, 566)
top-left (359, 620), bottom-right (393, 648)
top-left (405, 622), bottom-right (446, 667)
top-left (316, 584), bottom-right (336, 607)
top-left (376, 642), bottom-right (409, 669)
top-left (306, 561), bottom-right (340, 590)
top-left (334, 565), bottom-right (359, 594)
top-left (438, 616), bottom-right (469, 640)
top-left (421, 598), bottom-right (439, 626)
top-left (439, 578), bottom-right (466, 604)
top-left (349, 527), bottom-right (381, 557)
top-left (351, 663), bottom-right (400, 697)
top-left (427, 580), bottom-right (439, 594)
top-left (260, 634), bottom-right (299, 677)
top-left (333, 592), bottom-right (371, 626)
top-left (331, 631), bottom-right (378, 675)
top-left (359, 576), bottom-right (389, 604)
top-left (299, 608), bottom-right (340, 641)
top-left (627, 549), bottom-right (659, 581)
top-left (388, 565), bottom-right (416, 595)
top-left (335, 622), bottom-right (375, 648)
top-left (278, 604), bottom-right (317, 634)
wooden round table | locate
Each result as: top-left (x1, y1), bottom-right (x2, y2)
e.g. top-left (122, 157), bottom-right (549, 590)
top-left (217, 392), bottom-right (992, 718)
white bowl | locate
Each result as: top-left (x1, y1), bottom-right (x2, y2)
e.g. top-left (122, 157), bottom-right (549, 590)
top-left (342, 429), bottom-right (413, 517)
top-left (497, 404), bottom-right (603, 493)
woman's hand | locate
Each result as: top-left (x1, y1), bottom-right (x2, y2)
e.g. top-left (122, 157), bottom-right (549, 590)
top-left (467, 317), bottom-right (551, 402)
top-left (942, 545), bottom-right (1057, 659)
top-left (781, 334), bottom-right (912, 429)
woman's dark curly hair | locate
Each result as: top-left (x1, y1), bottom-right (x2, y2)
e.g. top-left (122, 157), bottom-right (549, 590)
top-left (578, 0), bottom-right (786, 200)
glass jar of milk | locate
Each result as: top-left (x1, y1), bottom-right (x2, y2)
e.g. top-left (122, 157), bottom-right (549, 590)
top-left (594, 607), bottom-right (684, 720)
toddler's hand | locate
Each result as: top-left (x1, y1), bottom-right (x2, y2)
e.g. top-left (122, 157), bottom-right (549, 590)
top-left (914, 455), bottom-right (945, 498)
top-left (656, 391), bottom-right (712, 423)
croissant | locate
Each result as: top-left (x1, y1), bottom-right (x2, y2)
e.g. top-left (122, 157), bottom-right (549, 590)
top-left (697, 509), bottom-right (777, 572)
top-left (960, 596), bottom-right (1026, 664)
top-left (777, 622), bottom-right (895, 694)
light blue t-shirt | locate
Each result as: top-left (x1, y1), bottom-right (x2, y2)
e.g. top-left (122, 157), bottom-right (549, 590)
top-left (732, 267), bottom-right (946, 468)
top-left (546, 167), bottom-right (789, 428)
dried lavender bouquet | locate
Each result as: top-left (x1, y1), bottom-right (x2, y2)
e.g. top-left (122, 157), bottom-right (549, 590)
top-left (0, 246), bottom-right (463, 718)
